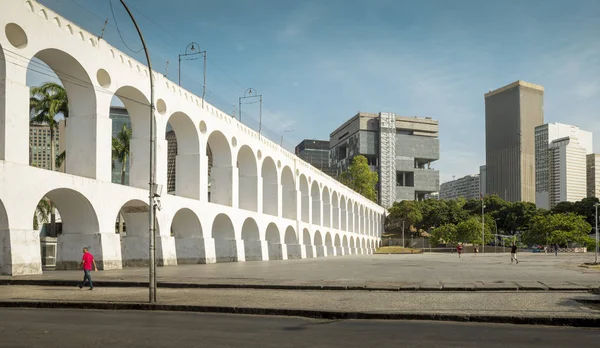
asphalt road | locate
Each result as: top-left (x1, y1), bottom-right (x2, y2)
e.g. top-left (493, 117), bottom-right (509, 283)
top-left (0, 309), bottom-right (598, 348)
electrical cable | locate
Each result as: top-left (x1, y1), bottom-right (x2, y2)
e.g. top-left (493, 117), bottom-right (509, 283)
top-left (108, 0), bottom-right (143, 53)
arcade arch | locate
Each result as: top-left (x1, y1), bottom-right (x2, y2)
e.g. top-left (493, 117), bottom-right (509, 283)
top-left (237, 146), bottom-right (258, 212)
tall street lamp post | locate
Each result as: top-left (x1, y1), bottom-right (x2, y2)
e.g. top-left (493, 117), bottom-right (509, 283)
top-left (481, 203), bottom-right (486, 253)
top-left (494, 218), bottom-right (499, 253)
top-left (117, 0), bottom-right (158, 304)
top-left (238, 88), bottom-right (263, 133)
top-left (178, 42), bottom-right (207, 107)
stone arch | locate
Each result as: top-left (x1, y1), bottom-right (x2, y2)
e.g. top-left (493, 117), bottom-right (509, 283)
top-left (302, 228), bottom-right (311, 246)
top-left (207, 131), bottom-right (233, 206)
top-left (118, 199), bottom-right (160, 267)
top-left (0, 198), bottom-right (8, 231)
top-left (331, 191), bottom-right (339, 230)
top-left (266, 222), bottom-right (283, 260)
top-left (241, 217), bottom-right (261, 261)
top-left (299, 174), bottom-right (309, 223)
top-left (334, 234), bottom-right (342, 247)
top-left (29, 188), bottom-right (98, 271)
top-left (112, 86), bottom-right (151, 189)
top-left (353, 203), bottom-right (359, 234)
top-left (322, 186), bottom-right (331, 228)
top-left (342, 235), bottom-right (349, 253)
top-left (325, 232), bottom-right (333, 247)
top-left (314, 230), bottom-right (323, 246)
top-left (340, 195), bottom-right (347, 231)
top-left (237, 145), bottom-right (258, 212)
top-left (211, 213), bottom-right (238, 262)
top-left (261, 157), bottom-right (278, 216)
top-left (284, 226), bottom-right (297, 244)
top-left (27, 48), bottom-right (97, 179)
top-left (165, 112), bottom-right (200, 199)
top-left (350, 236), bottom-right (356, 249)
top-left (311, 181), bottom-right (321, 225)
top-left (348, 200), bottom-right (355, 233)
top-left (265, 222), bottom-right (280, 244)
top-left (172, 208), bottom-right (204, 264)
top-left (281, 166), bottom-right (296, 220)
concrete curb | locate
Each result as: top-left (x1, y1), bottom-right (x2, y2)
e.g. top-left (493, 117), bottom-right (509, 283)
top-left (0, 300), bottom-right (598, 328)
top-left (1, 279), bottom-right (597, 292)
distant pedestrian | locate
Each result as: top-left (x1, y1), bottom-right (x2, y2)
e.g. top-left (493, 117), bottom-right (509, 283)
top-left (456, 243), bottom-right (463, 258)
top-left (79, 247), bottom-right (97, 290)
top-left (473, 246), bottom-right (479, 255)
top-left (510, 243), bottom-right (519, 264)
top-left (554, 243), bottom-right (559, 256)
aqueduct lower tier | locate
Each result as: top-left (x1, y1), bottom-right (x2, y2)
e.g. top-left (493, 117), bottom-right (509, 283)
top-left (0, 0), bottom-right (384, 275)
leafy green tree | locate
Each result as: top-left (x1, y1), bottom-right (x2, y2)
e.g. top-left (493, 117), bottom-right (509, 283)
top-left (456, 217), bottom-right (492, 245)
top-left (430, 223), bottom-right (457, 246)
top-left (112, 124), bottom-right (132, 234)
top-left (523, 213), bottom-right (592, 247)
top-left (339, 155), bottom-right (378, 202)
top-left (33, 198), bottom-right (52, 231)
top-left (30, 82), bottom-right (68, 237)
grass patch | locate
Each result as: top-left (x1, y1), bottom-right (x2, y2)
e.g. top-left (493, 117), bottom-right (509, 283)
top-left (375, 246), bottom-right (423, 254)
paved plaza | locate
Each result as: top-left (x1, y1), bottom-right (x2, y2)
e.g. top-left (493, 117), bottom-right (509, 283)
top-left (2, 252), bottom-right (599, 290)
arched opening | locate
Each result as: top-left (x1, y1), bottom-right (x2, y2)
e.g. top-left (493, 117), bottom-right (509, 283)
top-left (314, 230), bottom-right (323, 246)
top-left (30, 188), bottom-right (106, 270)
top-left (261, 157), bottom-right (278, 216)
top-left (350, 236), bottom-right (356, 251)
top-left (299, 175), bottom-right (309, 223)
top-left (212, 213), bottom-right (238, 262)
top-left (172, 208), bottom-right (205, 264)
top-left (342, 235), bottom-right (349, 253)
top-left (322, 187), bottom-right (331, 228)
top-left (237, 146), bottom-right (258, 212)
top-left (119, 199), bottom-right (161, 267)
top-left (281, 166), bottom-right (296, 220)
top-left (241, 218), bottom-right (263, 261)
top-left (284, 225), bottom-right (300, 259)
top-left (348, 201), bottom-right (355, 233)
top-left (353, 203), bottom-right (359, 234)
top-left (340, 196), bottom-right (347, 231)
top-left (331, 192), bottom-right (339, 230)
top-left (164, 112), bottom-right (200, 199)
top-left (324, 232), bottom-right (334, 256)
top-left (334, 234), bottom-right (342, 247)
top-left (207, 131), bottom-right (233, 206)
top-left (265, 222), bottom-right (283, 260)
top-left (27, 49), bottom-right (97, 179)
top-left (0, 199), bottom-right (8, 231)
top-left (111, 86), bottom-right (150, 190)
top-left (302, 228), bottom-right (311, 246)
top-left (311, 181), bottom-right (321, 226)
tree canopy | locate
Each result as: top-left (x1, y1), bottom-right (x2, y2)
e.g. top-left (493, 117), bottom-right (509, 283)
top-left (339, 155), bottom-right (379, 202)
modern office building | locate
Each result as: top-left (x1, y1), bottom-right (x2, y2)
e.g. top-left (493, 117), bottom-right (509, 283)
top-left (534, 123), bottom-right (593, 209)
top-left (295, 139), bottom-right (335, 177)
top-left (29, 123), bottom-right (61, 170)
top-left (588, 154), bottom-right (600, 199)
top-left (440, 174), bottom-right (480, 200)
top-left (330, 112), bottom-right (439, 208)
top-left (479, 165), bottom-right (487, 196)
top-left (485, 80), bottom-right (544, 203)
top-left (548, 137), bottom-right (587, 208)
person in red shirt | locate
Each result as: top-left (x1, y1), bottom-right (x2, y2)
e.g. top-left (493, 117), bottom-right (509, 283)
top-left (79, 247), bottom-right (97, 290)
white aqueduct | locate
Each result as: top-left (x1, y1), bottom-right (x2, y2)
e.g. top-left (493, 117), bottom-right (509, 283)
top-left (0, 0), bottom-right (384, 275)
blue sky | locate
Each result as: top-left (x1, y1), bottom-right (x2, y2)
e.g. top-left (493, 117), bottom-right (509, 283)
top-left (36, 0), bottom-right (600, 183)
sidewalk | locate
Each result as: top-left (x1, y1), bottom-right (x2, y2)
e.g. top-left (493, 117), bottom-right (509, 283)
top-left (1, 253), bottom-right (599, 291)
top-left (0, 285), bottom-right (599, 327)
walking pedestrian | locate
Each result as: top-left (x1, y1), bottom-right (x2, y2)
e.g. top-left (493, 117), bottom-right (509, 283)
top-left (456, 243), bottom-right (463, 258)
top-left (554, 243), bottom-right (559, 256)
top-left (510, 243), bottom-right (519, 264)
top-left (79, 247), bottom-right (97, 290)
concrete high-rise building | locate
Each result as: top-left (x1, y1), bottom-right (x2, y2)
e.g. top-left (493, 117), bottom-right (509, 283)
top-left (588, 154), bottom-right (600, 198)
top-left (330, 112), bottom-right (439, 207)
top-left (534, 123), bottom-right (593, 209)
top-left (440, 174), bottom-right (480, 200)
top-left (295, 139), bottom-right (335, 177)
top-left (548, 137), bottom-right (587, 208)
top-left (485, 80), bottom-right (544, 203)
top-left (29, 123), bottom-right (61, 170)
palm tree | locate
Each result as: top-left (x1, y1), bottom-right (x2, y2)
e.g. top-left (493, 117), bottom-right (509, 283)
top-left (112, 124), bottom-right (132, 234)
top-left (30, 82), bottom-right (68, 237)
top-left (33, 198), bottom-right (52, 231)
